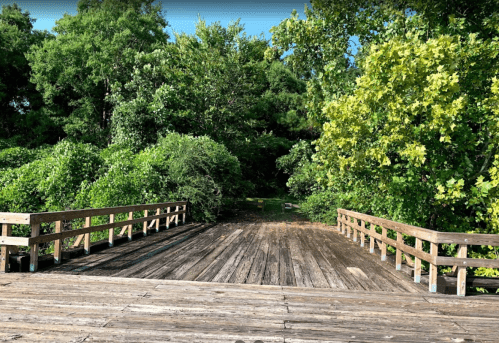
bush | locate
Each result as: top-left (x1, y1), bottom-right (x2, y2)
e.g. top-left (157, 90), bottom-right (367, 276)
top-left (76, 133), bottom-right (244, 222)
top-left (300, 190), bottom-right (338, 225)
top-left (0, 140), bottom-right (101, 213)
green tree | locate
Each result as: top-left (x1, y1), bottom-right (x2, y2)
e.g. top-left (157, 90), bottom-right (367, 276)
top-left (26, 0), bottom-right (169, 146)
top-left (110, 19), bottom-right (310, 195)
top-left (0, 4), bottom-right (55, 146)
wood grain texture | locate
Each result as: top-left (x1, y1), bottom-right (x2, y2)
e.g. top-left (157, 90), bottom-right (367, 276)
top-left (1, 224), bottom-right (12, 272)
top-left (38, 222), bottom-right (426, 294)
top-left (0, 273), bottom-right (497, 342)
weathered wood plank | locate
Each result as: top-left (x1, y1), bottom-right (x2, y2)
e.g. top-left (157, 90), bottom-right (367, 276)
top-left (182, 229), bottom-right (244, 282)
top-left (0, 212), bottom-right (31, 224)
top-left (54, 221), bottom-right (62, 264)
top-left (29, 211), bottom-right (186, 245)
top-left (196, 225), bottom-right (252, 282)
top-left (212, 225), bottom-right (258, 283)
top-left (263, 225), bottom-right (280, 285)
top-left (84, 216), bottom-right (91, 255)
top-left (1, 224), bottom-right (12, 272)
top-left (287, 226), bottom-right (313, 288)
top-left (28, 201), bottom-right (187, 225)
top-left (279, 225), bottom-right (297, 287)
top-left (29, 223), bottom-right (40, 272)
top-left (229, 224), bottom-right (266, 284)
top-left (0, 236), bottom-right (30, 246)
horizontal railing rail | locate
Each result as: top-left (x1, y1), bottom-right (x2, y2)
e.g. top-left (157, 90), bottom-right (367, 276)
top-left (337, 208), bottom-right (499, 296)
top-left (0, 201), bottom-right (187, 273)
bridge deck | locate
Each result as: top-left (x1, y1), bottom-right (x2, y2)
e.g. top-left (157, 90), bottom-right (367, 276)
top-left (40, 222), bottom-right (424, 293)
top-left (1, 273), bottom-right (498, 342)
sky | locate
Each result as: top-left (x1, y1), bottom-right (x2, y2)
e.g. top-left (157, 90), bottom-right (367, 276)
top-left (0, 0), bottom-right (312, 41)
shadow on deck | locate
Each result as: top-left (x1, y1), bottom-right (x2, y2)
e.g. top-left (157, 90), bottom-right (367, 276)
top-left (40, 221), bottom-right (425, 294)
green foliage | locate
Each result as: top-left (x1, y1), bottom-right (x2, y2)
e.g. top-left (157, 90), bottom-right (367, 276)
top-left (110, 18), bottom-right (310, 195)
top-left (299, 190), bottom-right (337, 224)
top-left (0, 141), bottom-right (101, 214)
top-left (75, 133), bottom-right (243, 222)
top-left (277, 140), bottom-right (320, 198)
top-left (275, 0), bottom-right (499, 277)
top-left (26, 0), bottom-right (168, 146)
top-left (0, 4), bottom-right (56, 146)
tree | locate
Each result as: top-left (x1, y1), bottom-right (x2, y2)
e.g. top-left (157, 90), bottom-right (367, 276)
top-left (0, 4), bottom-right (55, 146)
top-left (26, 0), bottom-right (169, 146)
top-left (110, 19), bottom-right (310, 194)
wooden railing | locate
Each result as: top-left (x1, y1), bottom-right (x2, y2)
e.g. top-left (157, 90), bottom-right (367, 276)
top-left (0, 201), bottom-right (187, 273)
top-left (337, 209), bottom-right (499, 296)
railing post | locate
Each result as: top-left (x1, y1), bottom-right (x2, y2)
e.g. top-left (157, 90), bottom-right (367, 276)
top-left (156, 208), bottom-right (160, 232)
top-left (29, 223), bottom-right (40, 272)
top-left (360, 220), bottom-right (365, 247)
top-left (429, 242), bottom-right (438, 292)
top-left (1, 224), bottom-right (12, 272)
top-left (183, 204), bottom-right (187, 224)
top-left (396, 232), bottom-right (402, 271)
top-left (109, 214), bottom-right (115, 247)
top-left (345, 216), bottom-right (352, 238)
top-left (414, 238), bottom-right (422, 283)
top-left (380, 226), bottom-right (387, 261)
top-left (337, 210), bottom-right (341, 232)
top-left (128, 211), bottom-right (133, 241)
top-left (84, 217), bottom-right (91, 255)
top-left (353, 218), bottom-right (358, 242)
top-left (54, 221), bottom-right (62, 264)
top-left (175, 206), bottom-right (179, 227)
top-left (370, 224), bottom-right (375, 254)
top-left (457, 244), bottom-right (468, 296)
top-left (166, 207), bottom-right (170, 229)
top-left (143, 210), bottom-right (148, 237)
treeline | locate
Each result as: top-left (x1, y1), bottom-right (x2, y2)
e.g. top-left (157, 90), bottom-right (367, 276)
top-left (0, 0), bottom-right (316, 223)
top-left (273, 0), bottom-right (499, 278)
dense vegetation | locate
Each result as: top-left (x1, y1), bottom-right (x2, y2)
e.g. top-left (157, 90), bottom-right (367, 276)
top-left (272, 0), bottom-right (499, 279)
top-left (0, 0), bottom-right (314, 225)
top-left (1, 0), bottom-right (498, 280)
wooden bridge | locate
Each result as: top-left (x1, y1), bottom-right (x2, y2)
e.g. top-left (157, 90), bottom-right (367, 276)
top-left (1, 201), bottom-right (499, 342)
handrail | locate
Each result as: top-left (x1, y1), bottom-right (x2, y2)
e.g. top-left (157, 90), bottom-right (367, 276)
top-left (337, 208), bottom-right (499, 296)
top-left (0, 201), bottom-right (188, 273)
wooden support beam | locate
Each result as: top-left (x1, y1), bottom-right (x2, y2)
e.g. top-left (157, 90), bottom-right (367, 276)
top-left (414, 238), bottom-right (422, 283)
top-left (337, 211), bottom-right (342, 232)
top-left (404, 253), bottom-right (415, 267)
top-left (72, 234), bottom-right (84, 248)
top-left (109, 214), bottom-right (115, 247)
top-left (346, 216), bottom-right (352, 238)
top-left (29, 223), bottom-right (40, 272)
top-left (352, 218), bottom-right (358, 242)
top-left (370, 224), bottom-right (375, 254)
top-left (84, 217), bottom-right (91, 255)
top-left (1, 224), bottom-right (12, 272)
top-left (175, 206), bottom-right (179, 227)
top-left (166, 207), bottom-right (170, 229)
top-left (143, 210), bottom-right (148, 237)
top-left (396, 232), bottom-right (403, 270)
top-left (429, 242), bottom-right (438, 292)
top-left (360, 220), bottom-right (365, 247)
top-left (381, 226), bottom-right (387, 261)
top-left (128, 211), bottom-right (133, 241)
top-left (457, 244), bottom-right (468, 296)
top-left (54, 221), bottom-right (62, 264)
top-left (147, 219), bottom-right (156, 229)
top-left (183, 204), bottom-right (187, 224)
top-left (119, 225), bottom-right (127, 236)
top-left (156, 208), bottom-right (160, 232)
